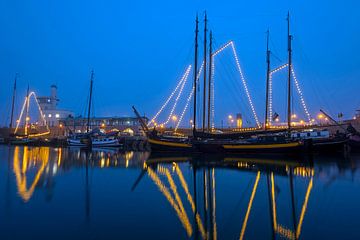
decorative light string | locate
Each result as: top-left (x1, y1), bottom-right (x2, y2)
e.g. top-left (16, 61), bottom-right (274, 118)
top-left (269, 63), bottom-right (311, 124)
top-left (268, 64), bottom-right (288, 124)
top-left (14, 92), bottom-right (50, 135)
top-left (230, 42), bottom-right (261, 128)
top-left (269, 73), bottom-right (273, 125)
top-left (148, 65), bottom-right (191, 126)
top-left (291, 67), bottom-right (312, 123)
top-left (14, 97), bottom-right (28, 134)
top-left (162, 65), bottom-right (191, 125)
top-left (175, 41), bottom-right (233, 131)
top-left (211, 56), bottom-right (215, 131)
top-left (175, 63), bottom-right (204, 131)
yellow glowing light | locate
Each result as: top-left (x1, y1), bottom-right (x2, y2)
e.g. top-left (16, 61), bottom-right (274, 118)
top-left (275, 118), bottom-right (280, 122)
top-left (171, 115), bottom-right (178, 121)
top-left (59, 124), bottom-right (63, 128)
top-left (317, 114), bottom-right (324, 119)
top-left (291, 114), bottom-right (297, 119)
top-left (101, 123), bottom-right (106, 127)
top-left (228, 115), bottom-right (233, 119)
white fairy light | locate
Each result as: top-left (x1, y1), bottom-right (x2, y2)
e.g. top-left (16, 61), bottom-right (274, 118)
top-left (162, 65), bottom-right (191, 125)
top-left (148, 65), bottom-right (191, 126)
top-left (230, 42), bottom-right (261, 128)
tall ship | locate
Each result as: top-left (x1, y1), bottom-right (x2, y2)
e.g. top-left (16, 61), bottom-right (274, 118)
top-left (134, 13), bottom-right (308, 155)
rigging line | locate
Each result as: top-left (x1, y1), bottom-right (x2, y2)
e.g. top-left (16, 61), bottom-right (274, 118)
top-left (291, 67), bottom-right (312, 122)
top-left (175, 63), bottom-right (204, 131)
top-left (215, 50), bottom-right (252, 125)
top-left (175, 41), bottom-right (234, 130)
top-left (162, 65), bottom-right (191, 125)
top-left (269, 64), bottom-right (289, 124)
top-left (230, 42), bottom-right (261, 127)
top-left (14, 96), bottom-right (27, 134)
top-left (149, 65), bottom-right (190, 126)
top-left (270, 64), bottom-right (311, 123)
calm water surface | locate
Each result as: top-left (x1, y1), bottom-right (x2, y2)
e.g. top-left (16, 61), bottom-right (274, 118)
top-left (1, 145), bottom-right (360, 239)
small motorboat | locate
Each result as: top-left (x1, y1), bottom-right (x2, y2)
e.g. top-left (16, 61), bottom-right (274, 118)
top-left (91, 135), bottom-right (122, 148)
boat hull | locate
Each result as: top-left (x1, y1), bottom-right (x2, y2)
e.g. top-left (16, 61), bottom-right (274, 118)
top-left (312, 138), bottom-right (348, 153)
top-left (67, 138), bottom-right (88, 147)
top-left (148, 138), bottom-right (195, 152)
top-left (194, 140), bottom-right (305, 155)
top-left (91, 139), bottom-right (122, 147)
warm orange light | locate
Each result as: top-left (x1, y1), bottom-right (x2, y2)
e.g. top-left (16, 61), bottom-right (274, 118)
top-left (171, 115), bottom-right (178, 121)
top-left (317, 113), bottom-right (324, 119)
top-left (101, 123), bottom-right (106, 127)
top-left (59, 124), bottom-right (63, 128)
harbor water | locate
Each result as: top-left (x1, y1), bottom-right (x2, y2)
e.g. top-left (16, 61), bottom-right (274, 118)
top-left (0, 145), bottom-right (360, 239)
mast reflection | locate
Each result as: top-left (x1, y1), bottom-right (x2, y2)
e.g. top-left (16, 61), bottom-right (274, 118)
top-left (143, 154), bottom-right (314, 240)
top-left (10, 147), bottom-right (149, 202)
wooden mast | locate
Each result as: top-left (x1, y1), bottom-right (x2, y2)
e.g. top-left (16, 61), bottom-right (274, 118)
top-left (265, 30), bottom-right (270, 130)
top-left (207, 31), bottom-right (213, 132)
top-left (86, 70), bottom-right (94, 133)
top-left (193, 15), bottom-right (199, 136)
top-left (287, 12), bottom-right (292, 131)
top-left (202, 12), bottom-right (207, 132)
top-left (9, 74), bottom-right (17, 129)
top-left (24, 84), bottom-right (30, 136)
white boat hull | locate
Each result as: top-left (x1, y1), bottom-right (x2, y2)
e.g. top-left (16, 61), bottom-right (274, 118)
top-left (67, 139), bottom-right (87, 147)
top-left (91, 138), bottom-right (122, 147)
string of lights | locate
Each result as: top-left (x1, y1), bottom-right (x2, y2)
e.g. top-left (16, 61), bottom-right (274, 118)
top-left (291, 67), bottom-right (312, 123)
top-left (268, 64), bottom-right (288, 124)
top-left (14, 97), bottom-right (28, 134)
top-left (148, 65), bottom-right (191, 126)
top-left (230, 42), bottom-right (261, 128)
top-left (268, 63), bottom-right (311, 124)
top-left (162, 65), bottom-right (191, 125)
top-left (211, 56), bottom-right (215, 130)
top-left (14, 92), bottom-right (50, 135)
top-left (175, 63), bottom-right (204, 131)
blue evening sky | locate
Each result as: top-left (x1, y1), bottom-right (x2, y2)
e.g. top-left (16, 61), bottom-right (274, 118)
top-left (0, 0), bottom-right (359, 127)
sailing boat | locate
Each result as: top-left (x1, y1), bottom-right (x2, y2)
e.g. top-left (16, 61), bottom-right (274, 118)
top-left (193, 13), bottom-right (306, 155)
top-left (10, 84), bottom-right (37, 145)
top-left (67, 71), bottom-right (122, 148)
top-left (136, 13), bottom-right (307, 155)
top-left (132, 14), bottom-right (205, 153)
top-left (67, 71), bottom-right (94, 147)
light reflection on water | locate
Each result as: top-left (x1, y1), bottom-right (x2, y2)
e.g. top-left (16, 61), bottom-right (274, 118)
top-left (0, 146), bottom-right (360, 239)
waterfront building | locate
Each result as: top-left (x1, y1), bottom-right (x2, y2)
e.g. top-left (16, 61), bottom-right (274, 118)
top-left (37, 85), bottom-right (74, 127)
top-left (59, 116), bottom-right (148, 136)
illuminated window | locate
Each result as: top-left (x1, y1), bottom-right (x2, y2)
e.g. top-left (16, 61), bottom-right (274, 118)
top-left (55, 114), bottom-right (60, 118)
top-left (48, 114), bottom-right (52, 118)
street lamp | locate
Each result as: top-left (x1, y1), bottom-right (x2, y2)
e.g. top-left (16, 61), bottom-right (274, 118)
top-left (172, 115), bottom-right (177, 128)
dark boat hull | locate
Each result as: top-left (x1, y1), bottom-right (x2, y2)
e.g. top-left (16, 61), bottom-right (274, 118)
top-left (148, 138), bottom-right (196, 153)
top-left (194, 140), bottom-right (305, 155)
top-left (312, 138), bottom-right (348, 153)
